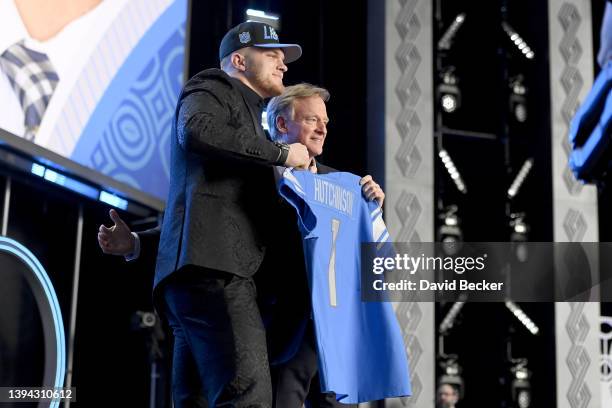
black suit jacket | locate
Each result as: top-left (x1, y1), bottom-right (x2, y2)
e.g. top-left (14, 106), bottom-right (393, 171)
top-left (140, 162), bottom-right (337, 363)
top-left (154, 68), bottom-right (282, 290)
top-left (255, 163), bottom-right (336, 364)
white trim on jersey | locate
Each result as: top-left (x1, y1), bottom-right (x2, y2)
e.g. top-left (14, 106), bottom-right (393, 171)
top-left (372, 212), bottom-right (387, 242)
top-left (371, 206), bottom-right (382, 220)
top-left (282, 168), bottom-right (306, 196)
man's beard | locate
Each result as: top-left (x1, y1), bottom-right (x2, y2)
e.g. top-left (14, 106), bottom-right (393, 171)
top-left (245, 60), bottom-right (284, 97)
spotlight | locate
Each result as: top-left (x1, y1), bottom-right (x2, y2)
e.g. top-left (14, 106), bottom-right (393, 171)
top-left (438, 205), bottom-right (463, 255)
top-left (514, 103), bottom-right (527, 123)
top-left (437, 356), bottom-right (464, 399)
top-left (439, 299), bottom-right (466, 335)
top-left (445, 362), bottom-right (459, 376)
top-left (509, 213), bottom-right (529, 262)
top-left (439, 68), bottom-right (461, 113)
top-left (510, 359), bottom-right (532, 408)
top-left (502, 23), bottom-right (535, 60)
top-left (131, 311), bottom-right (157, 330)
top-left (245, 9), bottom-right (280, 30)
top-left (509, 76), bottom-right (528, 123)
top-left (505, 301), bottom-right (539, 335)
top-left (438, 149), bottom-right (467, 194)
top-left (509, 213), bottom-right (529, 241)
top-left (442, 94), bottom-right (458, 113)
top-left (438, 13), bottom-right (467, 50)
top-left (507, 159), bottom-right (533, 198)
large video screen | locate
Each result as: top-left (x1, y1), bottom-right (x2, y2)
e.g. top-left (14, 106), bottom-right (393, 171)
top-left (0, 0), bottom-right (187, 202)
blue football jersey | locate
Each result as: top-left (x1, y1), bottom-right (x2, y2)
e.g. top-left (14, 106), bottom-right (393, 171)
top-left (278, 169), bottom-right (412, 404)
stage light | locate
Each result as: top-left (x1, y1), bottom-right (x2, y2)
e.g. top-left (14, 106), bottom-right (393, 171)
top-left (514, 103), bottom-right (527, 123)
top-left (245, 9), bottom-right (280, 30)
top-left (514, 221), bottom-right (527, 235)
top-left (439, 300), bottom-right (466, 335)
top-left (505, 301), bottom-right (539, 335)
top-left (502, 23), bottom-right (535, 60)
top-left (437, 356), bottom-right (464, 399)
top-left (510, 359), bottom-right (532, 408)
top-left (439, 356), bottom-right (462, 381)
top-left (511, 78), bottom-right (526, 96)
top-left (439, 68), bottom-right (461, 114)
top-left (517, 389), bottom-right (531, 408)
top-left (438, 13), bottom-right (467, 50)
top-left (509, 213), bottom-right (529, 241)
top-left (444, 215), bottom-right (457, 227)
top-left (507, 158), bottom-right (534, 198)
top-left (31, 163), bottom-right (45, 177)
top-left (99, 191), bottom-right (128, 210)
top-left (515, 367), bottom-right (529, 380)
top-left (509, 212), bottom-right (529, 262)
top-left (509, 76), bottom-right (528, 123)
top-left (438, 205), bottom-right (463, 255)
top-left (444, 362), bottom-right (459, 376)
top-left (30, 163), bottom-right (100, 200)
top-left (132, 311), bottom-right (157, 329)
top-left (441, 94), bottom-right (458, 113)
top-left (442, 70), bottom-right (456, 84)
top-left (438, 149), bottom-right (467, 193)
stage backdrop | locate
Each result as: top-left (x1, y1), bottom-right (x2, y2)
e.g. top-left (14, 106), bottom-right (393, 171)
top-left (369, 0), bottom-right (436, 407)
top-left (0, 0), bottom-right (187, 202)
top-left (601, 316), bottom-right (612, 408)
top-left (548, 1), bottom-right (601, 408)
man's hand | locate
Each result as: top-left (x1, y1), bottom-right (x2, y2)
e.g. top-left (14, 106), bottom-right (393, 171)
top-left (98, 209), bottom-right (136, 256)
top-left (284, 143), bottom-right (310, 169)
top-left (360, 175), bottom-right (385, 207)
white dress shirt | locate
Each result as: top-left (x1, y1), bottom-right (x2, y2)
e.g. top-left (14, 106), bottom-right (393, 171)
top-left (0, 0), bottom-right (126, 139)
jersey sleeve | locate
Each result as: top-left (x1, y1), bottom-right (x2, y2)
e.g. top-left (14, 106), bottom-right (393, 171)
top-left (366, 201), bottom-right (397, 264)
top-left (278, 169), bottom-right (317, 236)
top-left (369, 203), bottom-right (389, 245)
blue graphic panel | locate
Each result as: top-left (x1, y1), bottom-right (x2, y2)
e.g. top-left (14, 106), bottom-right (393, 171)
top-left (72, 0), bottom-right (186, 201)
top-left (0, 237), bottom-right (65, 406)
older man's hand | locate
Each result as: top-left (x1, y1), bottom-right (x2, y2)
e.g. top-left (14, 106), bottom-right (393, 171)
top-left (98, 209), bottom-right (135, 256)
top-left (360, 175), bottom-right (385, 208)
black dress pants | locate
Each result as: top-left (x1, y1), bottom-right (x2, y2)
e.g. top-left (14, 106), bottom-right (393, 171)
top-left (271, 323), bottom-right (357, 408)
top-left (162, 266), bottom-right (272, 408)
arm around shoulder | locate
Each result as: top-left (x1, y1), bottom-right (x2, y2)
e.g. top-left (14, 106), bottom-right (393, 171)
top-left (177, 90), bottom-right (281, 165)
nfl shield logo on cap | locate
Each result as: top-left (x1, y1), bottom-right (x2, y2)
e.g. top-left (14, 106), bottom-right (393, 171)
top-left (239, 31), bottom-right (251, 44)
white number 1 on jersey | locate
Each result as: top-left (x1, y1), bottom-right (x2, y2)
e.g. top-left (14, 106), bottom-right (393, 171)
top-left (328, 219), bottom-right (340, 307)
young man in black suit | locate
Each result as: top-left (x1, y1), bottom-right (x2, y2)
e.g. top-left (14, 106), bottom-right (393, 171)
top-left (134, 21), bottom-right (309, 408)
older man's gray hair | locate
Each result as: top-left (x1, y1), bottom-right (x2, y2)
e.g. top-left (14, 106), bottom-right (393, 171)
top-left (266, 83), bottom-right (330, 142)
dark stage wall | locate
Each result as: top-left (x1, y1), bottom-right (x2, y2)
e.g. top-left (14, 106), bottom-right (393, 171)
top-left (0, 166), bottom-right (167, 407)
